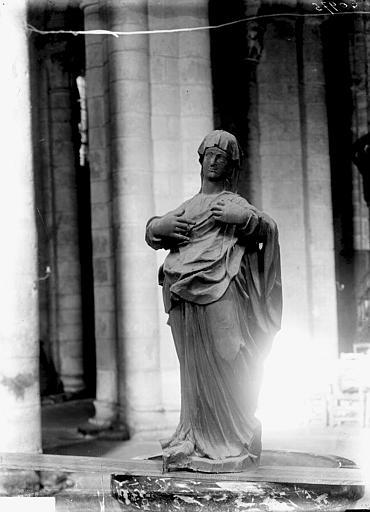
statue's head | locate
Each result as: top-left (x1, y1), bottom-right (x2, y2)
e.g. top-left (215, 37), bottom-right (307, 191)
top-left (198, 130), bottom-right (242, 191)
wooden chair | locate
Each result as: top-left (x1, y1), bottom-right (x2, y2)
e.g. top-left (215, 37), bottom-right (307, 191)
top-left (327, 353), bottom-right (370, 427)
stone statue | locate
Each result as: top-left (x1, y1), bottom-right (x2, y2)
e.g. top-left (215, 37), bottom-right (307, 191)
top-left (145, 130), bottom-right (282, 473)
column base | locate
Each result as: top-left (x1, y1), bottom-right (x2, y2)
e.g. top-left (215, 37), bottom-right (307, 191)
top-left (0, 469), bottom-right (40, 496)
top-left (79, 401), bottom-right (129, 439)
top-left (61, 375), bottom-right (85, 394)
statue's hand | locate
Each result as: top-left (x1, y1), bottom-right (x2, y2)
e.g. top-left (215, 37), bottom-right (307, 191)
top-left (151, 208), bottom-right (195, 243)
top-left (211, 199), bottom-right (250, 225)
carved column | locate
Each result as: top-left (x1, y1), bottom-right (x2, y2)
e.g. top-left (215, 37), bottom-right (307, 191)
top-left (81, 0), bottom-right (119, 429)
top-left (44, 41), bottom-right (85, 393)
top-left (106, 0), bottom-right (163, 434)
top-left (0, 0), bottom-right (41, 492)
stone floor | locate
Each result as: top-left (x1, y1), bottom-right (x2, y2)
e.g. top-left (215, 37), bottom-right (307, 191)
top-left (41, 399), bottom-right (370, 509)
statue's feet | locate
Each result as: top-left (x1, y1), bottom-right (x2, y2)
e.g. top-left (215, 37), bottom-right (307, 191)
top-left (162, 438), bottom-right (194, 472)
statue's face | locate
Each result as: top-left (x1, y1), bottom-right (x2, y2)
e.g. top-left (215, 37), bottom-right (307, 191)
top-left (202, 147), bottom-right (230, 182)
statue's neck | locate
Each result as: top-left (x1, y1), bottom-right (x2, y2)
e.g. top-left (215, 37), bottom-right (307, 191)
top-left (201, 179), bottom-right (227, 195)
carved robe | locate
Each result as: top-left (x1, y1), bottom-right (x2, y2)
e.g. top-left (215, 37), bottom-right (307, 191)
top-left (146, 191), bottom-right (282, 472)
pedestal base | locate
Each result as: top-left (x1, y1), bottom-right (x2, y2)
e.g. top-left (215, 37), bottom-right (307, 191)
top-left (164, 452), bottom-right (259, 473)
top-left (111, 450), bottom-right (365, 511)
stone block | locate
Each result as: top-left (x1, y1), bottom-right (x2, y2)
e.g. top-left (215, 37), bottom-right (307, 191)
top-left (152, 139), bottom-right (181, 172)
top-left (58, 273), bottom-right (81, 295)
top-left (57, 227), bottom-right (79, 246)
top-left (306, 178), bottom-right (332, 205)
top-left (180, 115), bottom-right (214, 142)
top-left (181, 139), bottom-right (202, 171)
top-left (56, 242), bottom-right (80, 263)
top-left (0, 405), bottom-right (41, 452)
top-left (151, 115), bottom-right (181, 141)
top-left (150, 55), bottom-right (179, 85)
top-left (161, 368), bottom-right (180, 410)
top-left (92, 229), bottom-right (114, 256)
top-left (303, 83), bottom-right (326, 104)
top-left (111, 80), bottom-right (150, 115)
top-left (86, 66), bottom-right (105, 98)
top-left (86, 42), bottom-right (104, 67)
top-left (90, 148), bottom-right (110, 181)
top-left (111, 111), bottom-right (151, 141)
top-left (56, 259), bottom-right (80, 278)
top-left (259, 104), bottom-right (300, 141)
top-left (258, 82), bottom-right (297, 103)
top-left (153, 171), bottom-right (183, 202)
top-left (49, 90), bottom-right (70, 110)
top-left (91, 180), bottom-right (111, 204)
top-left (58, 293), bottom-right (81, 311)
top-left (121, 333), bottom-right (160, 371)
top-left (180, 84), bottom-right (212, 116)
top-left (159, 330), bottom-right (179, 369)
top-left (95, 311), bottom-right (116, 342)
top-left (50, 108), bottom-right (72, 124)
top-left (149, 33), bottom-right (179, 57)
top-left (88, 126), bottom-right (108, 151)
top-left (123, 369), bottom-right (162, 410)
top-left (258, 58), bottom-right (297, 85)
top-left (60, 356), bottom-right (84, 377)
top-left (306, 156), bottom-right (331, 181)
top-left (111, 145), bottom-right (152, 178)
top-left (50, 166), bottom-right (73, 189)
top-left (59, 334), bottom-right (83, 355)
top-left (110, 50), bottom-right (149, 82)
top-left (94, 285), bottom-right (116, 312)
top-left (151, 84), bottom-right (179, 116)
top-left (94, 257), bottom-right (114, 284)
top-left (179, 31), bottom-right (210, 59)
top-left (88, 96), bottom-right (106, 129)
top-left (260, 154), bottom-right (302, 182)
top-left (179, 57), bottom-right (211, 84)
top-left (259, 141), bottom-right (298, 157)
top-left (59, 308), bottom-right (82, 326)
top-left (92, 202), bottom-right (112, 229)
top-left (108, 33), bottom-right (147, 53)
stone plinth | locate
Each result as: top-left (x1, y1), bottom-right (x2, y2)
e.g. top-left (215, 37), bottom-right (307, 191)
top-left (111, 450), bottom-right (364, 511)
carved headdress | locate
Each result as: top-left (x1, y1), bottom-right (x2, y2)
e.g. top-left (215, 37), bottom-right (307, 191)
top-left (197, 130), bottom-right (242, 191)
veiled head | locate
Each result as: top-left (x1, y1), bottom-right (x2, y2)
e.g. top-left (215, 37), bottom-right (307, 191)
top-left (198, 130), bottom-right (242, 191)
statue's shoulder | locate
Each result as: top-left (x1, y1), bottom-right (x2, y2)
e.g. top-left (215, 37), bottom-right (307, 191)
top-left (222, 192), bottom-right (255, 209)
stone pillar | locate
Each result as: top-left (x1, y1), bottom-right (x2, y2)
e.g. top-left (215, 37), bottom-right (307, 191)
top-left (297, 17), bottom-right (338, 359)
top-left (81, 0), bottom-right (119, 429)
top-left (258, 18), bottom-right (311, 337)
top-left (106, 0), bottom-right (163, 434)
top-left (242, 11), bottom-right (265, 207)
top-left (147, 0), bottom-right (214, 424)
top-left (45, 42), bottom-right (85, 393)
top-left (147, 1), bottom-right (183, 425)
top-left (349, 17), bottom-right (370, 346)
top-left (179, 0), bottom-right (213, 198)
top-left (258, 17), bottom-right (337, 358)
top-left (0, 0), bottom-right (41, 492)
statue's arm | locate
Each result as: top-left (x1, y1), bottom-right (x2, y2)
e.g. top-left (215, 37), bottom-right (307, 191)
top-left (235, 200), bottom-right (277, 245)
top-left (145, 216), bottom-right (166, 250)
top-left (145, 204), bottom-right (194, 250)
